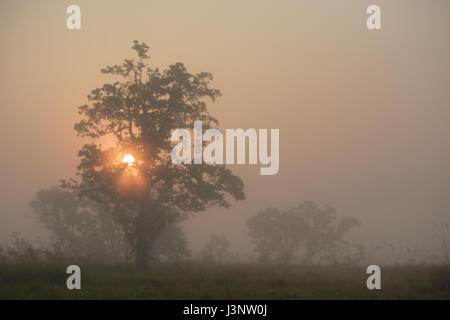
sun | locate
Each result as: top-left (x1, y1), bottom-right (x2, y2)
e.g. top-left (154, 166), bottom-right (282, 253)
top-left (122, 154), bottom-right (135, 167)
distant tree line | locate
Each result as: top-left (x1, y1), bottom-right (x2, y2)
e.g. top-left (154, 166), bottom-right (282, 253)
top-left (3, 197), bottom-right (450, 267)
top-left (247, 201), bottom-right (363, 265)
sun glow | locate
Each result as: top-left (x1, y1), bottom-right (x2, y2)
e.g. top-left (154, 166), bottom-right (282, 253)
top-left (122, 154), bottom-right (135, 167)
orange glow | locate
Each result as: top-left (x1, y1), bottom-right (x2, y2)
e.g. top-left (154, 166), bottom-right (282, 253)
top-left (122, 154), bottom-right (135, 167)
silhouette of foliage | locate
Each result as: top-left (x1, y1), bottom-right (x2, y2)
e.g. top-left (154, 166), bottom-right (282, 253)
top-left (74, 41), bottom-right (244, 271)
top-left (201, 234), bottom-right (231, 263)
top-left (247, 201), bottom-right (361, 265)
top-left (29, 185), bottom-right (190, 264)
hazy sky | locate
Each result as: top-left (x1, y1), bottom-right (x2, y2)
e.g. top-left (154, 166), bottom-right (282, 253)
top-left (1, 0), bottom-right (449, 261)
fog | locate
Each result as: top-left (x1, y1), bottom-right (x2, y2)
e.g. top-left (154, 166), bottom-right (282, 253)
top-left (1, 0), bottom-right (450, 265)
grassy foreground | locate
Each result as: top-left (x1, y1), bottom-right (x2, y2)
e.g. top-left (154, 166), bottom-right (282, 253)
top-left (0, 262), bottom-right (449, 299)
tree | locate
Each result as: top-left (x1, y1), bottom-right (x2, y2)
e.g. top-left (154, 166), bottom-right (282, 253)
top-left (30, 185), bottom-right (191, 264)
top-left (30, 185), bottom-right (130, 263)
top-left (247, 201), bottom-right (360, 265)
top-left (149, 220), bottom-right (190, 262)
top-left (74, 41), bottom-right (244, 271)
top-left (201, 234), bottom-right (230, 264)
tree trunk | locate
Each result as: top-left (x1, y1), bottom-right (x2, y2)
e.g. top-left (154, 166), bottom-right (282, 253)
top-left (133, 194), bottom-right (167, 272)
top-left (135, 200), bottom-right (150, 272)
top-left (135, 234), bottom-right (148, 272)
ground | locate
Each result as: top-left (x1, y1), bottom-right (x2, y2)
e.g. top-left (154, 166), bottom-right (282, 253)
top-left (0, 262), bottom-right (449, 299)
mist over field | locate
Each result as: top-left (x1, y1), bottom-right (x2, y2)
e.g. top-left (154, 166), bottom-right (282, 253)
top-left (1, 0), bottom-right (450, 281)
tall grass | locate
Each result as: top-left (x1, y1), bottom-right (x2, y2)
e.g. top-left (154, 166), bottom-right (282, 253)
top-left (0, 262), bottom-right (449, 299)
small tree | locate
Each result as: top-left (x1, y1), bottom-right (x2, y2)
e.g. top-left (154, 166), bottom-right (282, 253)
top-left (247, 201), bottom-right (360, 265)
top-left (30, 185), bottom-right (130, 263)
top-left (74, 41), bottom-right (244, 271)
top-left (201, 234), bottom-right (230, 264)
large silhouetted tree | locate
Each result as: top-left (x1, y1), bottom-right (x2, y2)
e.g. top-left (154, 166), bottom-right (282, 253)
top-left (74, 41), bottom-right (244, 271)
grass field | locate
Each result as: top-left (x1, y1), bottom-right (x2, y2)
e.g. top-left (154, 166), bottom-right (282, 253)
top-left (0, 262), bottom-right (449, 299)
